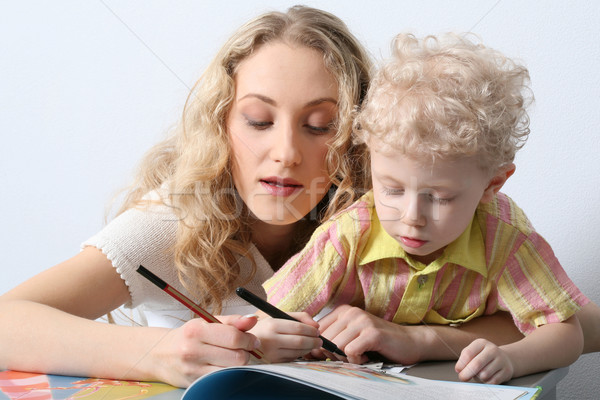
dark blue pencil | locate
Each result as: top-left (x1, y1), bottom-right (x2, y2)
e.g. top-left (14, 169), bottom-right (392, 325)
top-left (236, 287), bottom-right (347, 357)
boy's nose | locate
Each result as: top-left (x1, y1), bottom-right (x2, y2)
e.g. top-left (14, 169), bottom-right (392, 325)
top-left (401, 194), bottom-right (426, 227)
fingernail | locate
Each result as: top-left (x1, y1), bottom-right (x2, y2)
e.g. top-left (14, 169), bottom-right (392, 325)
top-left (254, 338), bottom-right (262, 349)
top-left (243, 314), bottom-right (258, 319)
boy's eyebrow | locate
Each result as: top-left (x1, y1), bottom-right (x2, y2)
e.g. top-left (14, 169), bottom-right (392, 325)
top-left (425, 184), bottom-right (458, 191)
top-left (239, 93), bottom-right (338, 108)
top-left (376, 173), bottom-right (458, 191)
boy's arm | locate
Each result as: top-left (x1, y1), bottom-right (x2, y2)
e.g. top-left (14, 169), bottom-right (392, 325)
top-left (315, 305), bottom-right (523, 364)
top-left (413, 311), bottom-right (525, 361)
top-left (456, 316), bottom-right (583, 383)
top-left (264, 221), bottom-right (352, 316)
top-left (577, 301), bottom-right (600, 353)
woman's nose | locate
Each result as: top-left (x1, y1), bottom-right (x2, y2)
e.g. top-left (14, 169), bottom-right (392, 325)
top-left (270, 123), bottom-right (302, 167)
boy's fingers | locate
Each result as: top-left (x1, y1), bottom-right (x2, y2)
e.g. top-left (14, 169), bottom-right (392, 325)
top-left (456, 339), bottom-right (487, 371)
top-left (288, 311), bottom-right (320, 328)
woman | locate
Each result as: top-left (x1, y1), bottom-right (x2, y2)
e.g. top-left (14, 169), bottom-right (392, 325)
top-left (0, 5), bottom-right (371, 388)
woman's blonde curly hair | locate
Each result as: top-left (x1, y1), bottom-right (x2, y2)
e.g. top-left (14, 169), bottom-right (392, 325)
top-left (116, 6), bottom-right (372, 312)
top-left (356, 33), bottom-right (532, 174)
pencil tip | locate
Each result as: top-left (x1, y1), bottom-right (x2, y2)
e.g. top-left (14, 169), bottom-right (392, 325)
top-left (335, 348), bottom-right (347, 357)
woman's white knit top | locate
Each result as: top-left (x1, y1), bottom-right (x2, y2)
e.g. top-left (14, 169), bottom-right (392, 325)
top-left (82, 192), bottom-right (274, 328)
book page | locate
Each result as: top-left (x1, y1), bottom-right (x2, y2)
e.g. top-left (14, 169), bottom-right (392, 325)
top-left (183, 361), bottom-right (539, 400)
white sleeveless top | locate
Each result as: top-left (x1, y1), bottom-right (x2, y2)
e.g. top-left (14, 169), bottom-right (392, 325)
top-left (82, 193), bottom-right (274, 328)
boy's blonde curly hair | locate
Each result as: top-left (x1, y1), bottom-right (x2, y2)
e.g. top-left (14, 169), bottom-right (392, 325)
top-left (356, 33), bottom-right (533, 173)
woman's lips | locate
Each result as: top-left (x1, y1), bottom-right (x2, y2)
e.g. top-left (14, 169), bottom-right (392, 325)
top-left (400, 236), bottom-right (427, 248)
top-left (260, 177), bottom-right (303, 197)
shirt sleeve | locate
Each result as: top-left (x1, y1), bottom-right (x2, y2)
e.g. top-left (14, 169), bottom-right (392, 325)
top-left (497, 230), bottom-right (589, 335)
top-left (264, 220), bottom-right (352, 316)
top-left (81, 201), bottom-right (180, 309)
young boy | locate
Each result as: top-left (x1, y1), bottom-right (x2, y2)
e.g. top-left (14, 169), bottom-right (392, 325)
top-left (264, 33), bottom-right (589, 384)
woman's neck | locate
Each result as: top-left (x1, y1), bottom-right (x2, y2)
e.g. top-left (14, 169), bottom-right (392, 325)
top-left (251, 219), bottom-right (298, 271)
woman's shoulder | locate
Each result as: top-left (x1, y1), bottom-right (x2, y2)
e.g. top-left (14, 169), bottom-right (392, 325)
top-left (81, 189), bottom-right (180, 306)
top-left (98, 189), bottom-right (179, 243)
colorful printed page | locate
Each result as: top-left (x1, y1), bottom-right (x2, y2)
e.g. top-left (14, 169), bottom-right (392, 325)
top-left (0, 370), bottom-right (184, 400)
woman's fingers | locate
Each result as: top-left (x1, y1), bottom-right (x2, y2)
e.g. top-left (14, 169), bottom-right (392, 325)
top-left (220, 313), bottom-right (260, 332)
top-left (155, 319), bottom-right (260, 387)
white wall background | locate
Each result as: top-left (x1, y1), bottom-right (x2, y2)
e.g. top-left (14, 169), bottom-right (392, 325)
top-left (1, 1), bottom-right (598, 398)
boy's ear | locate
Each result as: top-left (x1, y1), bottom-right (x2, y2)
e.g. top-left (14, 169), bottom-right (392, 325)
top-left (480, 163), bottom-right (516, 203)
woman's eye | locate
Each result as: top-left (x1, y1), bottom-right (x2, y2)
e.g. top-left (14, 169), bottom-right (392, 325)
top-left (246, 119), bottom-right (272, 130)
top-left (305, 124), bottom-right (333, 135)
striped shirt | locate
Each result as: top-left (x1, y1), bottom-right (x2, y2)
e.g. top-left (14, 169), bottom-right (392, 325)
top-left (264, 191), bottom-right (588, 334)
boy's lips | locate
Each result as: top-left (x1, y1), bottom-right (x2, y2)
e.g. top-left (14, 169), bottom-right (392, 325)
top-left (260, 176), bottom-right (303, 197)
top-left (400, 236), bottom-right (427, 248)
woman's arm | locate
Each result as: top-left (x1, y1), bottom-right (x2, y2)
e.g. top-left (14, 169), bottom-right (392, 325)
top-left (0, 247), bottom-right (261, 387)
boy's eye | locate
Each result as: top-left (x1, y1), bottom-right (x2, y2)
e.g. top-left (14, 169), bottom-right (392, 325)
top-left (427, 193), bottom-right (453, 205)
top-left (383, 187), bottom-right (404, 196)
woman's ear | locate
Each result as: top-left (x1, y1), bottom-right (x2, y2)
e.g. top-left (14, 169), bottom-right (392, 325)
top-left (480, 163), bottom-right (516, 203)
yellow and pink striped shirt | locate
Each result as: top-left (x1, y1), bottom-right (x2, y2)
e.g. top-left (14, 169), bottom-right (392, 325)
top-left (264, 191), bottom-right (588, 334)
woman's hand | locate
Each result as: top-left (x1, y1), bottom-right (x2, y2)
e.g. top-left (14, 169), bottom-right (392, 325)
top-left (150, 315), bottom-right (262, 387)
top-left (313, 305), bottom-right (425, 365)
top-left (249, 312), bottom-right (322, 363)
top-left (455, 338), bottom-right (514, 384)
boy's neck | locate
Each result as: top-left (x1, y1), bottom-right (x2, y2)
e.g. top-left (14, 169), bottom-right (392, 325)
top-left (407, 247), bottom-right (446, 265)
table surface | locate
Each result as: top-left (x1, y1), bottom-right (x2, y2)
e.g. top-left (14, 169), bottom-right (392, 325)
top-left (405, 361), bottom-right (568, 400)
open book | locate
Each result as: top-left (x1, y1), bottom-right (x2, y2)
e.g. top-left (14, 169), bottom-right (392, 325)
top-left (182, 360), bottom-right (540, 399)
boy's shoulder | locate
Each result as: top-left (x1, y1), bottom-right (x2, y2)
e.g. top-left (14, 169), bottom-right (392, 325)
top-left (329, 191), bottom-right (376, 219)
top-left (319, 191), bottom-right (376, 234)
top-left (477, 192), bottom-right (535, 236)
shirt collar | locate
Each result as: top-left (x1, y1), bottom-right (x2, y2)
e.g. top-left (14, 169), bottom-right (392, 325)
top-left (358, 206), bottom-right (487, 277)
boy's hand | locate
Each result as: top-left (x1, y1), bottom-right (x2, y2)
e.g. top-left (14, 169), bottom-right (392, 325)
top-left (249, 312), bottom-right (322, 363)
top-left (313, 305), bottom-right (425, 365)
top-left (455, 338), bottom-right (514, 384)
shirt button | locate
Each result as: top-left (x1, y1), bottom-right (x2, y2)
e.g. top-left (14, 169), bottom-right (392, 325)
top-left (417, 275), bottom-right (428, 287)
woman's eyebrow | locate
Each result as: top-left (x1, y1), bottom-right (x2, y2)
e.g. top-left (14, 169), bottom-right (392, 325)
top-left (239, 93), bottom-right (276, 105)
top-left (238, 94), bottom-right (337, 108)
top-left (305, 97), bottom-right (338, 107)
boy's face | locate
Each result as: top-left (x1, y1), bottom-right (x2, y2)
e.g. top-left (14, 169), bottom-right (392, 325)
top-left (371, 147), bottom-right (491, 264)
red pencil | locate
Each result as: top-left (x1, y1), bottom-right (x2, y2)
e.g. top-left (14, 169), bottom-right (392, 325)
top-left (137, 265), bottom-right (265, 361)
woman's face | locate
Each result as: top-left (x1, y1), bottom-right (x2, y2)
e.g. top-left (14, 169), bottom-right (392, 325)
top-left (228, 42), bottom-right (338, 226)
